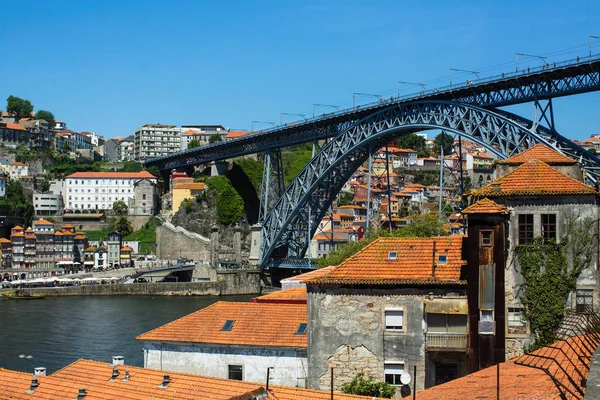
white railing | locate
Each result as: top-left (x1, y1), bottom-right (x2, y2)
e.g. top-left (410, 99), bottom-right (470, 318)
top-left (426, 332), bottom-right (467, 349)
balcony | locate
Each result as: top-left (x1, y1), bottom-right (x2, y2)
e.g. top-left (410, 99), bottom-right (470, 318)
top-left (425, 333), bottom-right (468, 350)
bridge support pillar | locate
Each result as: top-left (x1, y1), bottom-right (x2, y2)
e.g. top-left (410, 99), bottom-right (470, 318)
top-left (210, 161), bottom-right (229, 176)
top-left (259, 149), bottom-right (285, 223)
top-left (249, 223), bottom-right (262, 266)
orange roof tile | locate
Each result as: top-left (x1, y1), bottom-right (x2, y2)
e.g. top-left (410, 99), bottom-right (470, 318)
top-left (415, 336), bottom-right (594, 400)
top-left (497, 143), bottom-right (576, 165)
top-left (173, 182), bottom-right (206, 190)
top-left (281, 266), bottom-right (337, 283)
top-left (471, 160), bottom-right (595, 197)
top-left (309, 236), bottom-right (466, 285)
top-left (40, 359), bottom-right (385, 400)
top-left (74, 235), bottom-right (86, 240)
top-left (10, 161), bottom-right (27, 166)
top-left (226, 131), bottom-right (246, 138)
top-left (461, 198), bottom-right (509, 214)
top-left (0, 238), bottom-right (10, 243)
top-left (34, 219), bottom-right (54, 226)
top-left (5, 123), bottom-right (27, 131)
top-left (136, 302), bottom-right (307, 348)
top-left (120, 246), bottom-right (132, 252)
top-left (251, 287), bottom-right (307, 304)
top-left (67, 171), bottom-right (156, 179)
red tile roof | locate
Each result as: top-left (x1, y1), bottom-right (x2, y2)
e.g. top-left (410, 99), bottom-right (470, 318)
top-left (251, 287), bottom-right (307, 304)
top-left (34, 219), bottom-right (54, 226)
top-left (280, 266), bottom-right (337, 283)
top-left (308, 236), bottom-right (466, 285)
top-left (67, 171), bottom-right (156, 179)
top-left (226, 131), bottom-right (246, 138)
top-left (5, 123), bottom-right (27, 131)
top-left (497, 143), bottom-right (576, 165)
top-left (461, 198), bottom-right (509, 214)
top-left (173, 182), bottom-right (206, 190)
top-left (38, 359), bottom-right (385, 400)
top-left (415, 336), bottom-right (594, 400)
top-left (471, 160), bottom-right (595, 197)
top-left (136, 302), bottom-right (307, 348)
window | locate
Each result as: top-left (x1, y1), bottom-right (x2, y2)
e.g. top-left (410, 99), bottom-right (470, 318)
top-left (143, 194), bottom-right (147, 200)
top-left (228, 365), bottom-right (243, 381)
top-left (385, 309), bottom-right (404, 331)
top-left (384, 363), bottom-right (404, 385)
top-left (576, 289), bottom-right (594, 312)
top-left (221, 319), bottom-right (235, 331)
top-left (296, 323), bottom-right (308, 335)
top-left (518, 214), bottom-right (534, 244)
top-left (437, 255), bottom-right (447, 264)
top-left (388, 251), bottom-right (397, 260)
top-left (507, 308), bottom-right (526, 334)
top-left (480, 231), bottom-right (493, 247)
top-left (541, 214), bottom-right (557, 242)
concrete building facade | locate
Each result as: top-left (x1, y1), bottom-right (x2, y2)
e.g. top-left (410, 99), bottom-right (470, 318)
top-left (134, 124), bottom-right (182, 160)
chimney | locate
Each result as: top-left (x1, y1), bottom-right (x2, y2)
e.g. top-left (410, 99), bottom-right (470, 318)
top-left (77, 388), bottom-right (87, 399)
top-left (26, 376), bottom-right (39, 394)
top-left (110, 368), bottom-right (119, 381)
top-left (123, 370), bottom-right (130, 382)
top-left (111, 356), bottom-right (124, 366)
top-left (158, 375), bottom-right (171, 389)
top-left (34, 367), bottom-right (46, 376)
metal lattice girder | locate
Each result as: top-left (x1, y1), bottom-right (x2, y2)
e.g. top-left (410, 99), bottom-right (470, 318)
top-left (146, 56), bottom-right (600, 172)
top-left (259, 149), bottom-right (285, 223)
top-left (258, 100), bottom-right (600, 268)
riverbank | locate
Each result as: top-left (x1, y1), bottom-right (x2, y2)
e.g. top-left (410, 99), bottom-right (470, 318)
top-left (1, 270), bottom-right (262, 297)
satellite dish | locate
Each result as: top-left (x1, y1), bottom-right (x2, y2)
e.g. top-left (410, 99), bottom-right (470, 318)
top-left (400, 372), bottom-right (411, 385)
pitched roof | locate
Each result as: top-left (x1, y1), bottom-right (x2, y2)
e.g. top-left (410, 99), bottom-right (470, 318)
top-left (0, 238), bottom-right (10, 243)
top-left (461, 198), bottom-right (509, 214)
top-left (471, 160), bottom-right (595, 197)
top-left (136, 302), bottom-right (307, 348)
top-left (280, 266), bottom-right (337, 283)
top-left (120, 246), bottom-right (132, 252)
top-left (40, 359), bottom-right (385, 400)
top-left (173, 182), bottom-right (206, 190)
top-left (66, 171), bottom-right (156, 179)
top-left (309, 236), bottom-right (466, 285)
top-left (497, 143), bottom-right (577, 165)
top-left (226, 131), bottom-right (245, 138)
top-left (34, 219), bottom-right (54, 226)
top-left (415, 335), bottom-right (594, 400)
top-left (10, 161), bottom-right (27, 166)
top-left (5, 123), bottom-right (27, 131)
top-left (251, 287), bottom-right (307, 304)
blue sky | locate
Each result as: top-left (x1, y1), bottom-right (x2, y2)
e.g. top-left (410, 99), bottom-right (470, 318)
top-left (1, 0), bottom-right (599, 140)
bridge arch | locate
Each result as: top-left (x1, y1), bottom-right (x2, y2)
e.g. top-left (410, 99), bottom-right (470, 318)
top-left (258, 100), bottom-right (597, 267)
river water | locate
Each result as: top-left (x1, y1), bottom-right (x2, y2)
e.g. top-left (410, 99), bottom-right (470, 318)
top-left (0, 295), bottom-right (253, 374)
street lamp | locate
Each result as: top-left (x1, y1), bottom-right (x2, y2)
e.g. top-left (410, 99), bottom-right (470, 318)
top-left (251, 120), bottom-right (277, 132)
top-left (353, 92), bottom-right (382, 110)
top-left (590, 36), bottom-right (600, 58)
top-left (312, 103), bottom-right (340, 118)
top-left (280, 112), bottom-right (307, 126)
top-left (397, 81), bottom-right (426, 99)
top-left (449, 69), bottom-right (480, 87)
top-left (19, 354), bottom-right (32, 372)
top-left (515, 53), bottom-right (548, 72)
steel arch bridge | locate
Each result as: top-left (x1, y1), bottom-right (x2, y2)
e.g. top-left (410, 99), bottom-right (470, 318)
top-left (258, 100), bottom-right (600, 268)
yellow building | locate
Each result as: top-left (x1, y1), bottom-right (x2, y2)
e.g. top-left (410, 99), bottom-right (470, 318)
top-left (172, 182), bottom-right (207, 213)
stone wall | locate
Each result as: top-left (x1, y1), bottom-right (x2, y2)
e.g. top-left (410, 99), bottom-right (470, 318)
top-left (23, 270), bottom-right (261, 296)
top-left (156, 223), bottom-right (211, 262)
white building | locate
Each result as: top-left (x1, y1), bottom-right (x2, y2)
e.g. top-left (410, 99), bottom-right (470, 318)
top-left (137, 302), bottom-right (308, 387)
top-left (33, 192), bottom-right (63, 215)
top-left (0, 175), bottom-right (6, 197)
top-left (64, 171), bottom-right (157, 211)
top-left (119, 140), bottom-right (135, 161)
top-left (134, 124), bottom-right (183, 160)
top-left (8, 162), bottom-right (28, 179)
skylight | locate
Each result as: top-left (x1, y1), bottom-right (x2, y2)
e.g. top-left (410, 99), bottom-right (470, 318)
top-left (296, 323), bottom-right (308, 335)
top-left (388, 251), bottom-right (397, 260)
top-left (221, 319), bottom-right (235, 331)
top-left (438, 255), bottom-right (447, 264)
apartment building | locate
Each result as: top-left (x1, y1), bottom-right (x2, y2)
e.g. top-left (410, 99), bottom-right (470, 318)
top-left (134, 124), bottom-right (182, 160)
top-left (64, 171), bottom-right (157, 211)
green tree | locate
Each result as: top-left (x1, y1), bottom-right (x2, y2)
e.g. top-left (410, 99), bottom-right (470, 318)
top-left (6, 95), bottom-right (34, 120)
top-left (340, 373), bottom-right (395, 398)
top-left (34, 109), bottom-right (55, 128)
top-left (120, 161), bottom-right (143, 172)
top-left (63, 143), bottom-right (72, 151)
top-left (215, 186), bottom-right (244, 224)
top-left (397, 133), bottom-right (429, 157)
top-left (433, 132), bottom-right (454, 155)
top-left (209, 133), bottom-right (222, 144)
top-left (113, 200), bottom-right (128, 215)
top-left (233, 158), bottom-right (264, 192)
top-left (146, 165), bottom-right (160, 178)
top-left (114, 216), bottom-right (134, 236)
top-left (188, 139), bottom-right (201, 149)
top-left (514, 214), bottom-right (597, 349)
top-left (337, 192), bottom-right (354, 206)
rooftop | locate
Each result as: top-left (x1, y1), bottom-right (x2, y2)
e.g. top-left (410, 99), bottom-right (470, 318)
top-left (280, 266), bottom-right (337, 283)
top-left (173, 182), bottom-right (206, 190)
top-left (461, 198), bottom-right (509, 214)
top-left (136, 301), bottom-right (307, 348)
top-left (67, 171), bottom-right (157, 179)
top-left (308, 236), bottom-right (466, 285)
top-left (496, 143), bottom-right (577, 165)
top-left (251, 287), bottom-right (307, 304)
top-left (470, 160), bottom-right (596, 197)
